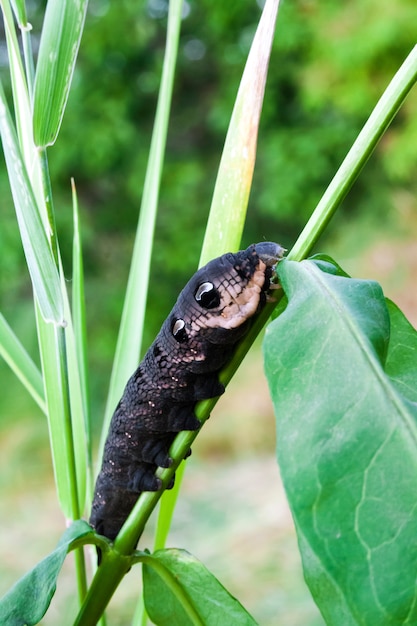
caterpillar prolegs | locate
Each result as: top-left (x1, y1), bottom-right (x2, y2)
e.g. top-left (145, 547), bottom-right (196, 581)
top-left (89, 242), bottom-right (284, 542)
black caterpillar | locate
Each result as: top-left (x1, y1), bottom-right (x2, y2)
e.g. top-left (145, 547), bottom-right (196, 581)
top-left (90, 242), bottom-right (284, 542)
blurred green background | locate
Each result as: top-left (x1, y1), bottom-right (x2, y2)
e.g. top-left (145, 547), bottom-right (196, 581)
top-left (1, 0), bottom-right (417, 624)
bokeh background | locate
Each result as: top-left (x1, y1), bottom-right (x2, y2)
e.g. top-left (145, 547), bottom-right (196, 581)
top-left (1, 0), bottom-right (417, 624)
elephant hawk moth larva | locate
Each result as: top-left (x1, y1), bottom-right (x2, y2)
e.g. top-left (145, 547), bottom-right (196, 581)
top-left (89, 242), bottom-right (284, 543)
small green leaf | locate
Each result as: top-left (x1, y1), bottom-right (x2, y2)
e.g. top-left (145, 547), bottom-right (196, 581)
top-left (143, 549), bottom-right (258, 626)
top-left (263, 258), bottom-right (417, 625)
top-left (33, 0), bottom-right (88, 147)
top-left (0, 82), bottom-right (64, 324)
top-left (0, 521), bottom-right (92, 626)
top-left (385, 299), bottom-right (417, 402)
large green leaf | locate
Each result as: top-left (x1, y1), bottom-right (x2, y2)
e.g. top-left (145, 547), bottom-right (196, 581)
top-left (0, 521), bottom-right (92, 626)
top-left (263, 258), bottom-right (417, 625)
top-left (33, 0), bottom-right (88, 147)
top-left (143, 549), bottom-right (258, 626)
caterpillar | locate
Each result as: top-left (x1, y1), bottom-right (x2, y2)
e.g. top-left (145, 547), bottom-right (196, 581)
top-left (90, 242), bottom-right (284, 543)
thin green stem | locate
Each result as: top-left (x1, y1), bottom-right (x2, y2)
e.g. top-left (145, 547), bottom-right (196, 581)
top-left (57, 326), bottom-right (87, 602)
top-left (73, 551), bottom-right (131, 626)
top-left (288, 44), bottom-right (417, 262)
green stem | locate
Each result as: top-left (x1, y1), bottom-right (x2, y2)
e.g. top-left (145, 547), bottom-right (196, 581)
top-left (288, 44), bottom-right (417, 262)
top-left (73, 551), bottom-right (131, 626)
top-left (57, 326), bottom-right (87, 602)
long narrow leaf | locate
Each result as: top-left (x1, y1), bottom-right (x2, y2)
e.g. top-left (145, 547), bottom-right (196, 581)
top-left (1, 0), bottom-right (30, 141)
top-left (37, 309), bottom-right (81, 519)
top-left (0, 312), bottom-right (46, 413)
top-left (199, 0), bottom-right (281, 264)
top-left (33, 0), bottom-right (88, 147)
top-left (9, 0), bottom-right (27, 26)
top-left (0, 82), bottom-right (64, 324)
top-left (71, 179), bottom-right (91, 486)
top-left (101, 0), bottom-right (184, 457)
top-left (60, 265), bottom-right (89, 515)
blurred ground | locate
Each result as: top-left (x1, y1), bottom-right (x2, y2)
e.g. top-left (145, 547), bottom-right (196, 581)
top-left (1, 209), bottom-right (416, 625)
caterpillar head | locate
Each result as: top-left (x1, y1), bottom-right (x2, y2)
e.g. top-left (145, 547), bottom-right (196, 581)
top-left (170, 242), bottom-right (285, 346)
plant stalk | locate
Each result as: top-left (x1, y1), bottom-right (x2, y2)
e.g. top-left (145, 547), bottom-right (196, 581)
top-left (288, 44), bottom-right (417, 261)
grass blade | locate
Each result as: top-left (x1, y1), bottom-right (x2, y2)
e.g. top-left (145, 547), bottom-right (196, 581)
top-left (37, 314), bottom-right (77, 518)
top-left (9, 0), bottom-right (27, 25)
top-left (0, 82), bottom-right (64, 324)
top-left (71, 179), bottom-right (91, 469)
top-left (0, 312), bottom-right (46, 413)
top-left (33, 0), bottom-right (88, 147)
top-left (199, 0), bottom-right (281, 264)
top-left (101, 0), bottom-right (184, 458)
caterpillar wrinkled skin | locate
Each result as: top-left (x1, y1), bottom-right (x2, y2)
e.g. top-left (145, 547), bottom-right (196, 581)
top-left (90, 242), bottom-right (284, 542)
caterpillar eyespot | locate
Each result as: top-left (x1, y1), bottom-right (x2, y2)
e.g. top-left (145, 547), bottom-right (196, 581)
top-left (172, 318), bottom-right (188, 342)
top-left (194, 281), bottom-right (220, 309)
top-left (89, 242), bottom-right (285, 544)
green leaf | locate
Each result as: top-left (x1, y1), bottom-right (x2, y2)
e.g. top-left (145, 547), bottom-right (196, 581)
top-left (199, 0), bottom-right (280, 263)
top-left (71, 179), bottom-right (90, 451)
top-left (37, 311), bottom-right (85, 519)
top-left (385, 299), bottom-right (417, 402)
top-left (0, 312), bottom-right (45, 412)
top-left (10, 0), bottom-right (28, 27)
top-left (263, 258), bottom-right (417, 625)
top-left (33, 0), bottom-right (88, 147)
top-left (0, 521), bottom-right (92, 626)
top-left (143, 549), bottom-right (258, 626)
top-left (0, 82), bottom-right (64, 324)
top-left (60, 268), bottom-right (89, 514)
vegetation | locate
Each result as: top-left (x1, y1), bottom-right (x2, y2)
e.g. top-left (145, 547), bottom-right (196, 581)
top-left (1, 0), bottom-right (417, 625)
